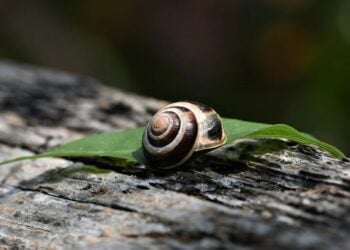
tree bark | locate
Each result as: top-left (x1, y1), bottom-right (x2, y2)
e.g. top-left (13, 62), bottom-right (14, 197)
top-left (0, 61), bottom-right (349, 250)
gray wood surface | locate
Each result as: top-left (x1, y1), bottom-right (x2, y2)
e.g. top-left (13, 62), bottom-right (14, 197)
top-left (0, 61), bottom-right (349, 250)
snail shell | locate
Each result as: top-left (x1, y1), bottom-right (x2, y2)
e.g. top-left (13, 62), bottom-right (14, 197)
top-left (142, 101), bottom-right (226, 169)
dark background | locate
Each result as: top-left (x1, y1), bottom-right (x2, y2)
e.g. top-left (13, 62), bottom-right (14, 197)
top-left (0, 0), bottom-right (349, 154)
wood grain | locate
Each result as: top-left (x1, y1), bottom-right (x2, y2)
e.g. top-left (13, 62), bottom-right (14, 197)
top-left (0, 62), bottom-right (349, 250)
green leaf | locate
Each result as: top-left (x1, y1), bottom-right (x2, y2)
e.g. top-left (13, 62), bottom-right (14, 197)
top-left (0, 128), bottom-right (144, 166)
top-left (0, 118), bottom-right (345, 167)
top-left (222, 118), bottom-right (344, 158)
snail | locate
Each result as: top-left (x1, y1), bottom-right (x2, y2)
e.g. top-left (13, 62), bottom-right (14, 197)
top-left (142, 101), bottom-right (226, 169)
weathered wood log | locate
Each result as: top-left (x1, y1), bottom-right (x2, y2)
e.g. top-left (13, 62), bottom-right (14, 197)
top-left (0, 61), bottom-right (349, 250)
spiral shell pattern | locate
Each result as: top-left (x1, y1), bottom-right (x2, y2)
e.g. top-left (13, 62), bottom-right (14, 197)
top-left (142, 101), bottom-right (226, 169)
top-left (142, 105), bottom-right (198, 169)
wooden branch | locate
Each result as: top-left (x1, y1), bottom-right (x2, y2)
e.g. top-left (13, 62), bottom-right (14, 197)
top-left (0, 61), bottom-right (349, 250)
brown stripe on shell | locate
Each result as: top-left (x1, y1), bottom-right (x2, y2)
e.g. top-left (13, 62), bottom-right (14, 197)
top-left (187, 101), bottom-right (213, 112)
top-left (206, 113), bottom-right (224, 140)
top-left (142, 107), bottom-right (198, 169)
top-left (146, 111), bottom-right (180, 147)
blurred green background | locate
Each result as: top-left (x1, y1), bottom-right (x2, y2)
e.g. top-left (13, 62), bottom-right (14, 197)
top-left (0, 0), bottom-right (349, 154)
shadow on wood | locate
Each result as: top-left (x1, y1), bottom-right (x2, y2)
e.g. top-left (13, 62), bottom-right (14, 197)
top-left (0, 62), bottom-right (349, 250)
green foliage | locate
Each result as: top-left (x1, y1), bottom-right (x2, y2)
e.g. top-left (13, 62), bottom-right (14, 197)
top-left (0, 118), bottom-right (344, 167)
top-left (222, 119), bottom-right (343, 158)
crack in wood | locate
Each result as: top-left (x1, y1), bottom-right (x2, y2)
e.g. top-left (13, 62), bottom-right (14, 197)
top-left (0, 217), bottom-right (53, 234)
top-left (1, 62), bottom-right (350, 249)
top-left (14, 185), bottom-right (138, 214)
